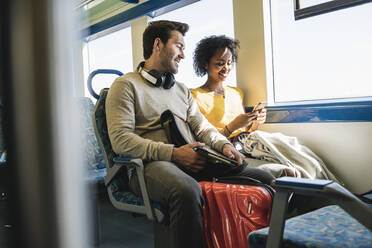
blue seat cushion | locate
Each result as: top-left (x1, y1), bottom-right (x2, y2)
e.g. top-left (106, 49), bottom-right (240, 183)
top-left (86, 168), bottom-right (107, 183)
top-left (110, 178), bottom-right (166, 213)
top-left (248, 205), bottom-right (372, 248)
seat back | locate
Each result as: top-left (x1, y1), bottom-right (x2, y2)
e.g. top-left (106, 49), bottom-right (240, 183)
top-left (92, 88), bottom-right (166, 220)
top-left (92, 89), bottom-right (130, 190)
top-left (76, 97), bottom-right (106, 181)
top-left (92, 89), bottom-right (130, 191)
top-left (92, 89), bottom-right (115, 170)
top-left (77, 97), bottom-right (106, 168)
top-left (90, 73), bottom-right (169, 247)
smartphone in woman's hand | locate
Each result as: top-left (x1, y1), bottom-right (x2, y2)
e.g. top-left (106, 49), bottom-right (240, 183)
top-left (253, 102), bottom-right (267, 112)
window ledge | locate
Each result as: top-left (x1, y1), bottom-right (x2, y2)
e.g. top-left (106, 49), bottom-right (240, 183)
top-left (256, 99), bottom-right (372, 123)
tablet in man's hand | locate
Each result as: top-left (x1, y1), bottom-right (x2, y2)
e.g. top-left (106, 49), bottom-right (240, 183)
top-left (193, 146), bottom-right (238, 168)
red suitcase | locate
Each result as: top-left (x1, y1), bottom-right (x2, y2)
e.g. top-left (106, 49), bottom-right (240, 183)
top-left (199, 181), bottom-right (273, 248)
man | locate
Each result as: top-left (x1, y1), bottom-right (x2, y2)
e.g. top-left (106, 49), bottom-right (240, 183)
top-left (106, 20), bottom-right (273, 248)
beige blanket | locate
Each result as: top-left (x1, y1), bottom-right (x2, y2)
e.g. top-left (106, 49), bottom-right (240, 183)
top-left (243, 130), bottom-right (341, 183)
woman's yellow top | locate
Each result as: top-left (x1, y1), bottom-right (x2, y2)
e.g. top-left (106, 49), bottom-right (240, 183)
top-left (191, 86), bottom-right (246, 138)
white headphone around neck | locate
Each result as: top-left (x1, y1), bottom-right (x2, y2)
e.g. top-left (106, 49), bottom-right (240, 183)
top-left (137, 62), bottom-right (175, 89)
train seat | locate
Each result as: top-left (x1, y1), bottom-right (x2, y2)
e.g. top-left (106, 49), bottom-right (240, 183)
top-left (76, 97), bottom-right (107, 182)
top-left (249, 204), bottom-right (372, 248)
top-left (93, 89), bottom-right (169, 238)
top-left (74, 96), bottom-right (108, 247)
top-left (77, 93), bottom-right (168, 247)
top-left (87, 69), bottom-right (171, 247)
top-left (248, 178), bottom-right (372, 248)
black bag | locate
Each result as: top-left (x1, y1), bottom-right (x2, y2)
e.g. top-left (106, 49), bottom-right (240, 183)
top-left (160, 110), bottom-right (246, 175)
top-left (160, 110), bottom-right (196, 147)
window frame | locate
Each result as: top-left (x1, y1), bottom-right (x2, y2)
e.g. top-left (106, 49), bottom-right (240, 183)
top-left (294, 0), bottom-right (372, 20)
top-left (263, 0), bottom-right (372, 123)
top-left (265, 99), bottom-right (372, 123)
top-left (81, 0), bottom-right (200, 38)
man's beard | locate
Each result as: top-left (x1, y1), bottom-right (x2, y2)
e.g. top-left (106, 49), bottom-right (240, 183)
top-left (160, 50), bottom-right (178, 74)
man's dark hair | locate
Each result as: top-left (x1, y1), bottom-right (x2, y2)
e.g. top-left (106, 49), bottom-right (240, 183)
top-left (193, 35), bottom-right (240, 77)
top-left (143, 20), bottom-right (189, 59)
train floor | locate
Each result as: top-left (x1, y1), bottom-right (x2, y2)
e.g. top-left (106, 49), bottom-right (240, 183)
top-left (0, 187), bottom-right (155, 248)
top-left (96, 188), bottom-right (155, 248)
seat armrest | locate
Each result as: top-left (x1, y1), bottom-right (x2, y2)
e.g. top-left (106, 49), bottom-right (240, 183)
top-left (106, 157), bottom-right (158, 221)
top-left (274, 177), bottom-right (333, 189)
top-left (113, 157), bottom-right (143, 168)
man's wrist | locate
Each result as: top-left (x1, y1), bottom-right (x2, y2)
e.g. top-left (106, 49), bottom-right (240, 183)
top-left (171, 146), bottom-right (177, 162)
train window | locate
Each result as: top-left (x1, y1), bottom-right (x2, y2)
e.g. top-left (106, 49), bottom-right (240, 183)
top-left (294, 0), bottom-right (372, 20)
top-left (267, 0), bottom-right (372, 103)
top-left (152, 0), bottom-right (236, 89)
top-left (82, 26), bottom-right (133, 99)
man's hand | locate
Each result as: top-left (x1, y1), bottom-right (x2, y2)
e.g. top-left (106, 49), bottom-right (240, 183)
top-left (222, 144), bottom-right (245, 165)
top-left (171, 142), bottom-right (207, 173)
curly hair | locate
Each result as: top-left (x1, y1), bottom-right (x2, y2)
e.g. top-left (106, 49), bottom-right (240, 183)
top-left (193, 35), bottom-right (240, 77)
top-left (143, 20), bottom-right (189, 60)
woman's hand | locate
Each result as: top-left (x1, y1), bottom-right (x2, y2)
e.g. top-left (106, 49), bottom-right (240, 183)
top-left (224, 108), bottom-right (267, 136)
top-left (256, 108), bottom-right (267, 125)
top-left (172, 142), bottom-right (207, 173)
top-left (249, 109), bottom-right (267, 132)
top-left (228, 112), bottom-right (259, 133)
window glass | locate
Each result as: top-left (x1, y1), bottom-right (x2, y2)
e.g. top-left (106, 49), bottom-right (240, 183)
top-left (298, 0), bottom-right (330, 9)
top-left (82, 26), bottom-right (133, 100)
top-left (153, 0), bottom-right (236, 89)
top-left (269, 1), bottom-right (372, 102)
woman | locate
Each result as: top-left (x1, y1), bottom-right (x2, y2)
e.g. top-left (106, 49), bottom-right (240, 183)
top-left (191, 35), bottom-right (266, 139)
top-left (192, 35), bottom-right (298, 178)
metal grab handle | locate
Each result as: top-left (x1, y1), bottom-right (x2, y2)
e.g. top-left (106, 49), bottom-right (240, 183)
top-left (87, 69), bottom-right (123, 99)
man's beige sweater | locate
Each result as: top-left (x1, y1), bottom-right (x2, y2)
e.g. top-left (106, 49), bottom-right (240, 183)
top-left (106, 71), bottom-right (230, 162)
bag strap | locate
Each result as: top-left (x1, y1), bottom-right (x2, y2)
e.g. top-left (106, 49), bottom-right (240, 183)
top-left (213, 175), bottom-right (275, 197)
top-left (214, 175), bottom-right (262, 184)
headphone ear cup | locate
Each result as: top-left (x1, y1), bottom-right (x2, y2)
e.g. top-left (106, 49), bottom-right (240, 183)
top-left (148, 70), bottom-right (164, 87)
top-left (163, 73), bottom-right (175, 89)
top-left (138, 64), bottom-right (174, 89)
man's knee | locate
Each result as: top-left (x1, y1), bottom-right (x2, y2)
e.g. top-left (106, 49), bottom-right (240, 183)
top-left (140, 161), bottom-right (203, 205)
top-left (169, 177), bottom-right (202, 206)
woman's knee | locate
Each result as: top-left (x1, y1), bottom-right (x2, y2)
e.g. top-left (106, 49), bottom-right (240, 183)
top-left (241, 167), bottom-right (275, 185)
